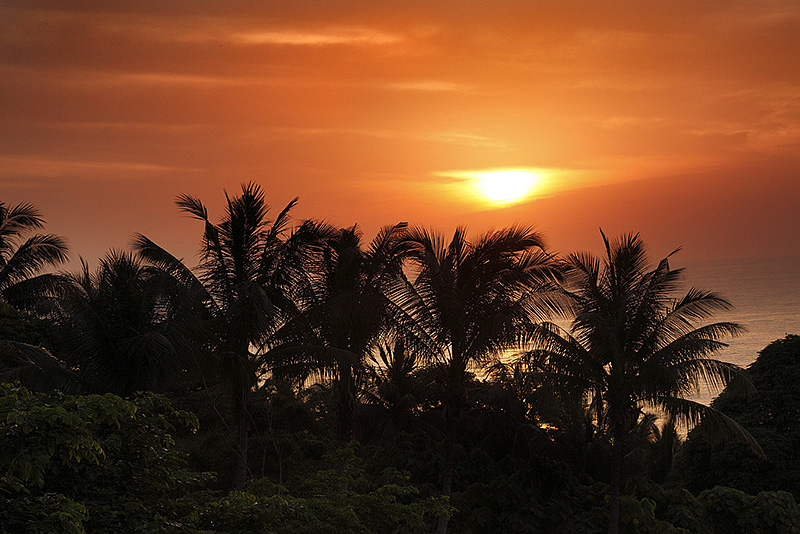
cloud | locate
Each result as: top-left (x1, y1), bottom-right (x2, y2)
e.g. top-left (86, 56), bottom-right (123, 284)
top-left (0, 155), bottom-right (185, 179)
top-left (232, 28), bottom-right (402, 46)
top-left (423, 131), bottom-right (508, 149)
top-left (595, 116), bottom-right (670, 129)
top-left (111, 73), bottom-right (253, 87)
top-left (714, 2), bottom-right (800, 29)
top-left (386, 80), bottom-right (467, 92)
top-left (0, 6), bottom-right (404, 56)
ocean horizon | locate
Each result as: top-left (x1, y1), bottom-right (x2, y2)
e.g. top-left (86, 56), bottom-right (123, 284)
top-left (677, 254), bottom-right (800, 405)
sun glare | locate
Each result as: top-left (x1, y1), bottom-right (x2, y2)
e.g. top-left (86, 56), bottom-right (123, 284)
top-left (434, 167), bottom-right (556, 207)
top-left (476, 169), bottom-right (542, 204)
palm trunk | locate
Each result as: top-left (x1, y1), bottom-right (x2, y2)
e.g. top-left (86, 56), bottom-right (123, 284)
top-left (234, 384), bottom-right (250, 490)
top-left (336, 362), bottom-right (360, 445)
top-left (335, 362), bottom-right (360, 493)
top-left (436, 411), bottom-right (458, 534)
top-left (608, 423), bottom-right (625, 534)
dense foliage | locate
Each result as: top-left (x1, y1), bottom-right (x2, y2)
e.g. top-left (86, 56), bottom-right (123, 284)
top-left (0, 384), bottom-right (206, 532)
top-left (520, 232), bottom-right (759, 533)
top-left (0, 384), bottom-right (447, 533)
top-left (3, 385), bottom-right (798, 533)
top-left (675, 334), bottom-right (800, 499)
top-left (1, 193), bottom-right (798, 533)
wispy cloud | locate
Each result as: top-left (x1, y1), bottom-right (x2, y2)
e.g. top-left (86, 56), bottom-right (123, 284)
top-left (114, 73), bottom-right (253, 87)
top-left (0, 8), bottom-right (403, 50)
top-left (423, 131), bottom-right (508, 149)
top-left (232, 28), bottom-right (402, 46)
top-left (0, 155), bottom-right (185, 179)
top-left (252, 126), bottom-right (399, 140)
top-left (47, 121), bottom-right (208, 133)
top-left (387, 80), bottom-right (467, 92)
top-left (596, 116), bottom-right (670, 129)
top-left (715, 3), bottom-right (800, 29)
top-left (569, 77), bottom-right (666, 92)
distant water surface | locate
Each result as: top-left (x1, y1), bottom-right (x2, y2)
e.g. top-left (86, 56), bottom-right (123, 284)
top-left (677, 255), bottom-right (800, 404)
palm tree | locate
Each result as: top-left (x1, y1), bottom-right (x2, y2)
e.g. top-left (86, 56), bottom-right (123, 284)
top-left (267, 223), bottom-right (410, 447)
top-left (0, 201), bottom-right (68, 309)
top-left (134, 182), bottom-right (327, 490)
top-left (0, 339), bottom-right (86, 394)
top-left (0, 201), bottom-right (71, 392)
top-left (647, 417), bottom-right (682, 483)
top-left (361, 338), bottom-right (425, 442)
top-left (398, 225), bottom-right (560, 534)
top-left (479, 356), bottom-right (553, 460)
top-left (52, 250), bottom-right (204, 396)
top-left (525, 231), bottom-right (761, 534)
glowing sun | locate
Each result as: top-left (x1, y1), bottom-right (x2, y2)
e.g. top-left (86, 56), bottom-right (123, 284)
top-left (476, 169), bottom-right (542, 204)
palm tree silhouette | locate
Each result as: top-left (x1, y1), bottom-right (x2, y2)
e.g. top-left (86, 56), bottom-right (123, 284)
top-left (134, 183), bottom-right (327, 490)
top-left (52, 251), bottom-right (203, 396)
top-left (0, 201), bottom-right (72, 392)
top-left (0, 339), bottom-right (85, 394)
top-left (361, 338), bottom-right (425, 442)
top-left (525, 231), bottom-right (761, 534)
top-left (398, 225), bottom-right (560, 534)
top-left (268, 223), bottom-right (410, 448)
top-left (0, 201), bottom-right (68, 309)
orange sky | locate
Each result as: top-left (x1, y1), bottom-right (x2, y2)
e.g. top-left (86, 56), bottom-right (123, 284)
top-left (2, 1), bottom-right (799, 265)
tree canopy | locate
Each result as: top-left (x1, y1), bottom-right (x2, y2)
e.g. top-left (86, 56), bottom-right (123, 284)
top-left (520, 231), bottom-right (759, 534)
top-left (675, 334), bottom-right (800, 499)
top-left (1, 194), bottom-right (796, 533)
top-left (0, 201), bottom-right (68, 309)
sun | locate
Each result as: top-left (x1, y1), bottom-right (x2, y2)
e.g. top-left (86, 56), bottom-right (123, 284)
top-left (476, 169), bottom-right (542, 204)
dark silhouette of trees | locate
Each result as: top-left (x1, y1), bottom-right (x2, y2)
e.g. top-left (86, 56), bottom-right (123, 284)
top-left (134, 183), bottom-right (328, 490)
top-left (0, 201), bottom-right (68, 309)
top-left (0, 340), bottom-right (84, 394)
top-left (4, 194), bottom-right (793, 532)
top-left (676, 334), bottom-right (800, 498)
top-left (0, 201), bottom-right (75, 393)
top-left (398, 225), bottom-right (560, 534)
top-left (361, 338), bottom-right (426, 443)
top-left (51, 251), bottom-right (203, 396)
top-left (524, 231), bottom-right (761, 534)
top-left (268, 223), bottom-right (410, 448)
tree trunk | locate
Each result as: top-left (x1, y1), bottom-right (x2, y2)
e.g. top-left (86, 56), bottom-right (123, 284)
top-left (436, 412), bottom-right (458, 534)
top-left (335, 362), bottom-right (360, 493)
top-left (336, 362), bottom-right (360, 445)
top-left (608, 423), bottom-right (626, 534)
top-left (233, 384), bottom-right (250, 490)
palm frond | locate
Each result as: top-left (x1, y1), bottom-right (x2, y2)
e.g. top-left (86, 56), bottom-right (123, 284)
top-left (266, 197), bottom-right (299, 243)
top-left (0, 340), bottom-right (87, 394)
top-left (0, 234), bottom-right (69, 290)
top-left (0, 202), bottom-right (45, 241)
top-left (176, 193), bottom-right (209, 221)
top-left (654, 395), bottom-right (764, 458)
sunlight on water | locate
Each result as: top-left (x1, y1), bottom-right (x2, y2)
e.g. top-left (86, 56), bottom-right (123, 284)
top-left (676, 255), bottom-right (800, 405)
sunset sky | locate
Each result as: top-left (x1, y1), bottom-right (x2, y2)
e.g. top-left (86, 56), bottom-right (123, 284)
top-left (2, 1), bottom-right (799, 266)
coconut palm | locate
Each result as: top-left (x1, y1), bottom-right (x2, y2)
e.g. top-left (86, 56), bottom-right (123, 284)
top-left (0, 339), bottom-right (86, 394)
top-left (0, 201), bottom-right (71, 391)
top-left (398, 225), bottom-right (560, 534)
top-left (525, 231), bottom-right (761, 534)
top-left (361, 338), bottom-right (426, 442)
top-left (267, 223), bottom-right (411, 447)
top-left (0, 201), bottom-right (68, 309)
top-left (51, 250), bottom-right (205, 396)
top-left (479, 356), bottom-right (554, 460)
top-left (134, 182), bottom-right (328, 490)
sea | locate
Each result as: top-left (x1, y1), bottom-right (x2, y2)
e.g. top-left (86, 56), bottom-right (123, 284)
top-left (676, 255), bottom-right (800, 405)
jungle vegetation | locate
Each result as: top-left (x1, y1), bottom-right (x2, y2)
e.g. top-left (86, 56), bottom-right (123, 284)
top-left (1, 191), bottom-right (798, 534)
